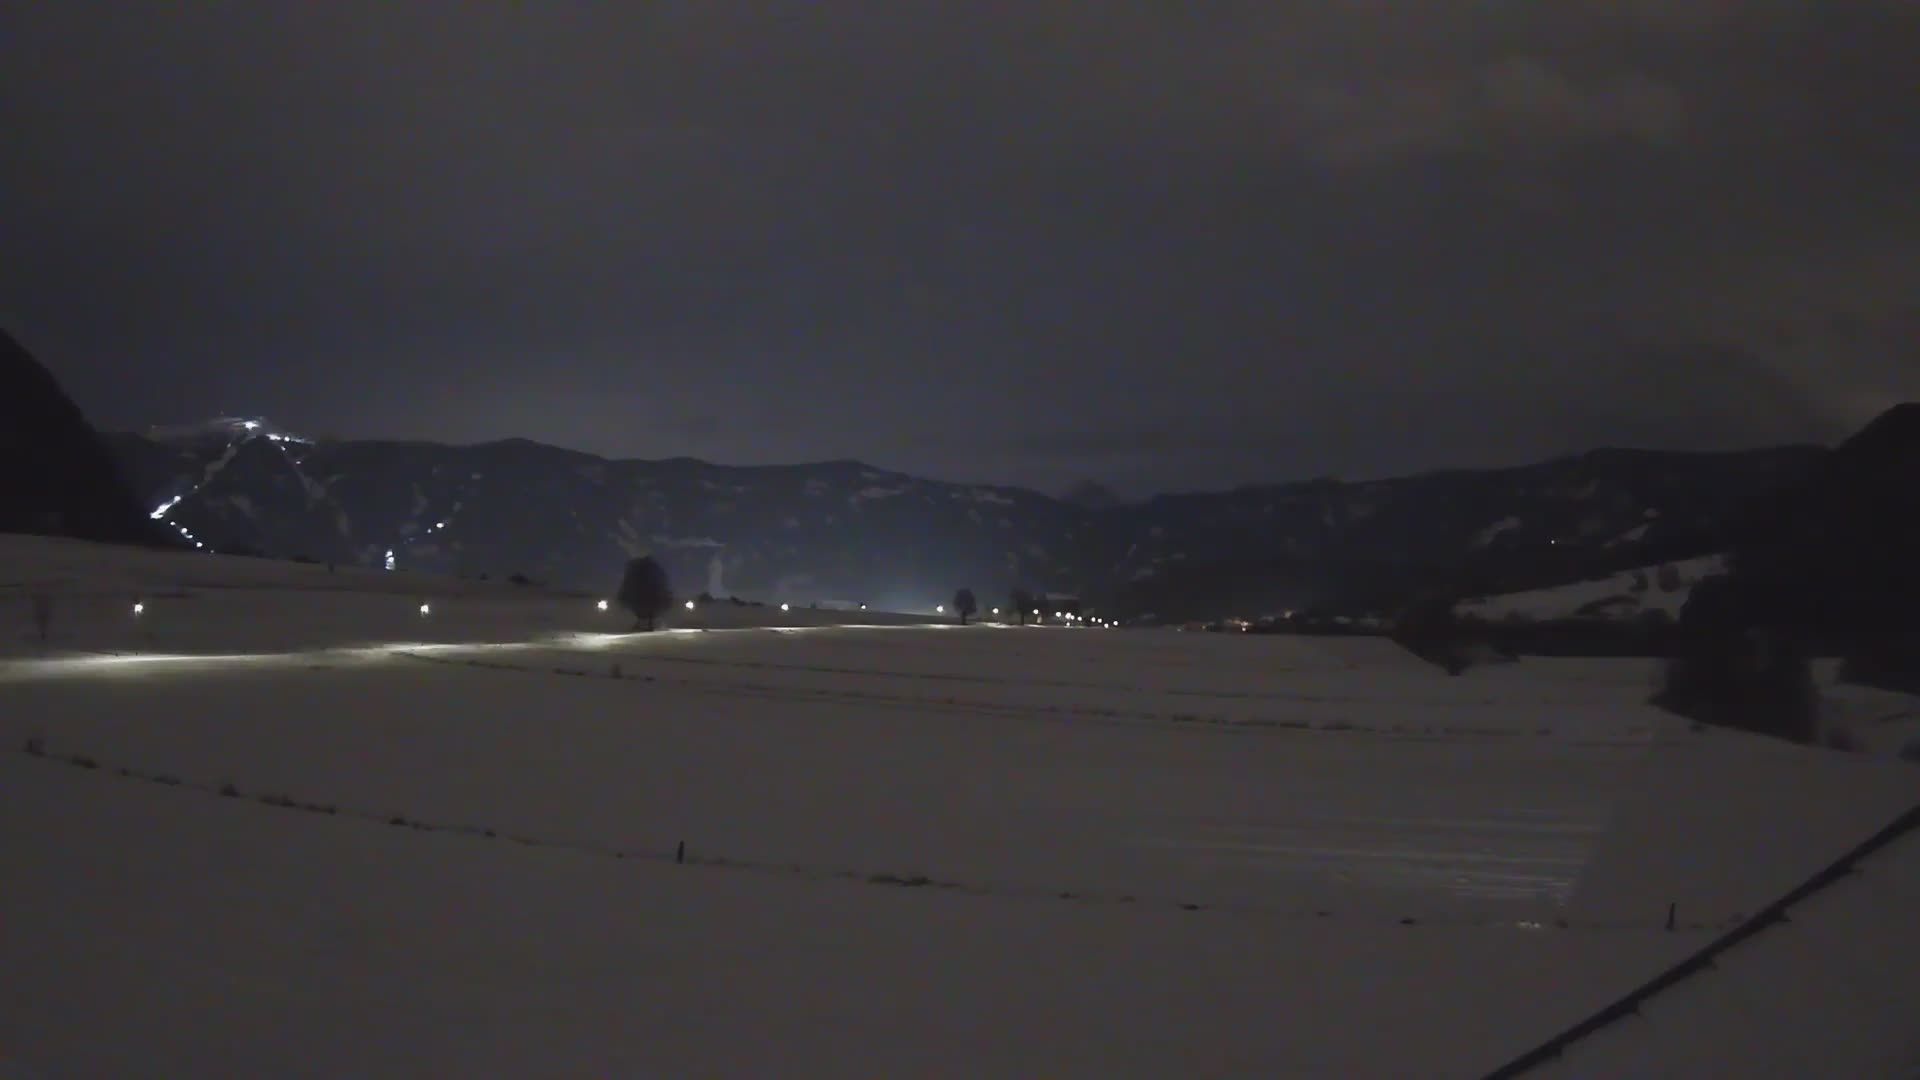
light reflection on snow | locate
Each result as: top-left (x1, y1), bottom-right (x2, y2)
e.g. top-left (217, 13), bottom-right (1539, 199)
top-left (1, 622), bottom-right (958, 681)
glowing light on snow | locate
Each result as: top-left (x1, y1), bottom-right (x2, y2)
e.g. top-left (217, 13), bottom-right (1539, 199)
top-left (241, 420), bottom-right (261, 431)
top-left (596, 599), bottom-right (609, 611)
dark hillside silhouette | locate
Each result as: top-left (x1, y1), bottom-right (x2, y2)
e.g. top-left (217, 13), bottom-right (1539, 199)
top-left (1, 330), bottom-right (168, 546)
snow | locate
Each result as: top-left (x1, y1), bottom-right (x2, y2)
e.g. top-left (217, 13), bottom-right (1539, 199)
top-left (1527, 812), bottom-right (1920, 1078)
top-left (1475, 516), bottom-right (1524, 548)
top-left (1605, 521), bottom-right (1652, 548)
top-left (3, 533), bottom-right (1917, 1077)
top-left (1459, 556), bottom-right (1726, 623)
top-left (649, 534), bottom-right (724, 549)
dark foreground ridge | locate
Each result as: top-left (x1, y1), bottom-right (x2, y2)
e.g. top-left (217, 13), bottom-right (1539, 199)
top-left (0, 329), bottom-right (167, 546)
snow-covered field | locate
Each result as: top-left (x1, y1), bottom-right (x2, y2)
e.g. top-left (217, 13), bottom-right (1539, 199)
top-left (3, 535), bottom-right (1916, 1077)
top-left (1458, 556), bottom-right (1725, 624)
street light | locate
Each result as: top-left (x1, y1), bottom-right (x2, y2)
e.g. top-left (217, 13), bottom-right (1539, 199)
top-left (781, 602), bottom-right (791, 612)
top-left (597, 599), bottom-right (609, 611)
top-left (684, 599), bottom-right (696, 611)
top-left (935, 604), bottom-right (945, 614)
top-left (132, 602), bottom-right (145, 616)
top-left (419, 603), bottom-right (431, 616)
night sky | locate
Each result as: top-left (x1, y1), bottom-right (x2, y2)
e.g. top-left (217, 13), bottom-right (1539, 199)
top-left (5, 3), bottom-right (1917, 496)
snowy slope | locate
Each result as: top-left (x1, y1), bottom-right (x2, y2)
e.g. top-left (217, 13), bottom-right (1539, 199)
top-left (4, 535), bottom-right (1916, 1076)
top-left (1458, 555), bottom-right (1726, 623)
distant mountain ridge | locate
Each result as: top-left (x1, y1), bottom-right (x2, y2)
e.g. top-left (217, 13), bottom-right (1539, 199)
top-left (100, 418), bottom-right (1831, 619)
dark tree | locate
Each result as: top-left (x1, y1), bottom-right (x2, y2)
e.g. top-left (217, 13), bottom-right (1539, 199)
top-left (952, 587), bottom-right (978, 625)
top-left (617, 556), bottom-right (674, 631)
top-left (1651, 574), bottom-right (1818, 744)
top-left (1010, 588), bottom-right (1034, 626)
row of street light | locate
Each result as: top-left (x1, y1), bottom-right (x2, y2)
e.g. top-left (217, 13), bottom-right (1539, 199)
top-left (126, 596), bottom-right (1116, 629)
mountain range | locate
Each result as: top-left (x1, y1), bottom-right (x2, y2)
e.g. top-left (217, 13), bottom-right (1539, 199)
top-left (9, 327), bottom-right (1894, 623)
top-left (102, 418), bottom-right (1822, 620)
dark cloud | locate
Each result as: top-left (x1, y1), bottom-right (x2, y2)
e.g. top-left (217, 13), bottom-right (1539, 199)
top-left (3, 2), bottom-right (1916, 495)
